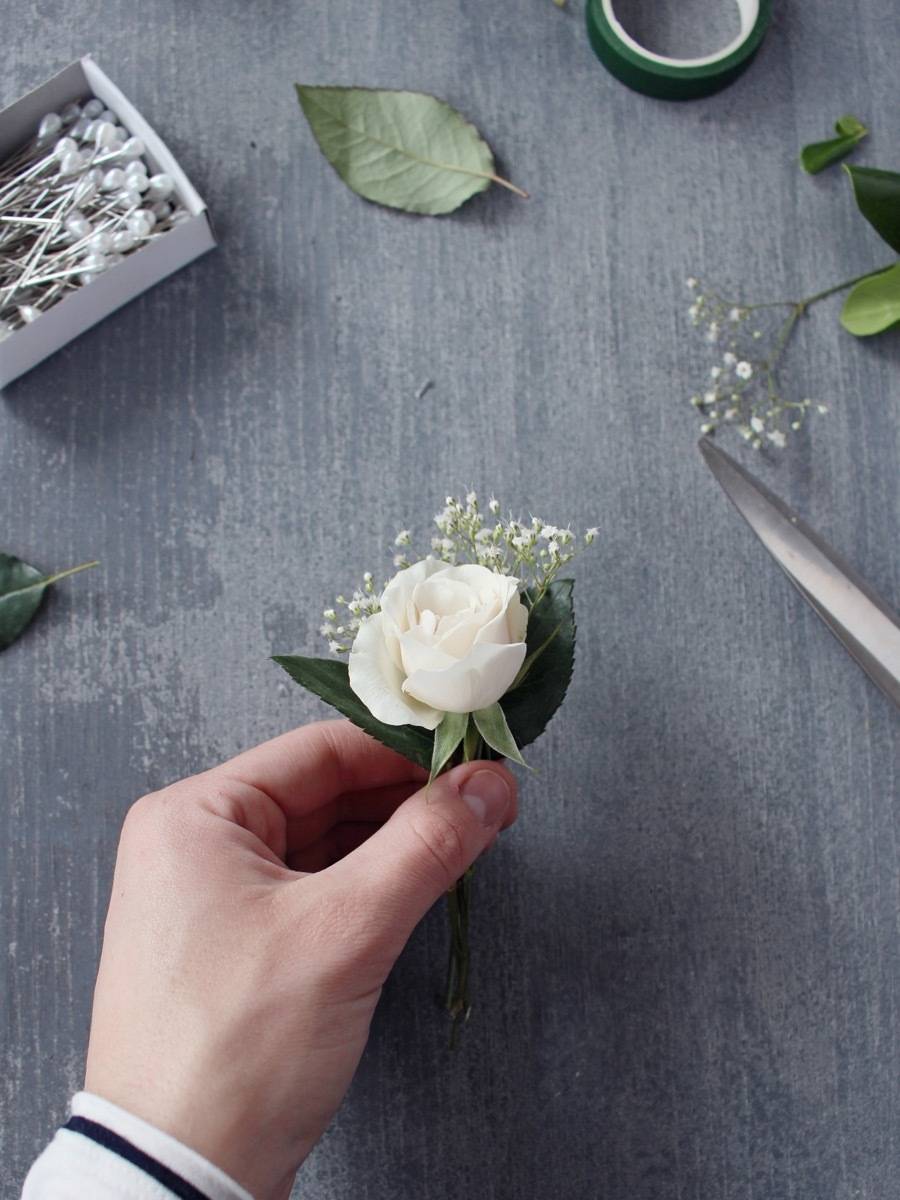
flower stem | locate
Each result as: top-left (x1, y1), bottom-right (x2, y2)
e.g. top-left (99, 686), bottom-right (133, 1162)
top-left (727, 265), bottom-right (895, 314)
top-left (443, 723), bottom-right (481, 1046)
top-left (796, 266), bottom-right (894, 309)
top-left (445, 868), bottom-right (473, 1048)
top-left (732, 265), bottom-right (896, 405)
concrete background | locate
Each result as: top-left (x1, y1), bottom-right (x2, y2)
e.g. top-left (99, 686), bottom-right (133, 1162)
top-left (2, 2), bottom-right (899, 1196)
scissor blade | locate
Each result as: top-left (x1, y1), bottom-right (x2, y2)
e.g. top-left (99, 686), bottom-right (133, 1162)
top-left (699, 437), bottom-right (900, 708)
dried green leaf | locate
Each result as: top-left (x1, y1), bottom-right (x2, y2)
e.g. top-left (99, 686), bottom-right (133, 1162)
top-left (295, 85), bottom-right (526, 216)
top-left (0, 555), bottom-right (98, 651)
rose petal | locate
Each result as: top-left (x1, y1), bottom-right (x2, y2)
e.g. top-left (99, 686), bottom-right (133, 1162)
top-left (429, 607), bottom-right (488, 659)
top-left (438, 563), bottom-right (510, 601)
top-left (399, 627), bottom-right (458, 677)
top-left (381, 557), bottom-right (444, 671)
top-left (402, 640), bottom-right (526, 714)
top-left (381, 557), bottom-right (444, 635)
top-left (413, 576), bottom-right (477, 619)
top-left (474, 583), bottom-right (526, 645)
top-left (349, 612), bottom-right (442, 730)
top-left (507, 593), bottom-right (528, 642)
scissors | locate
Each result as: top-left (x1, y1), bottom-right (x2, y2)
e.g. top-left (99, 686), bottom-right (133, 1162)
top-left (699, 437), bottom-right (900, 709)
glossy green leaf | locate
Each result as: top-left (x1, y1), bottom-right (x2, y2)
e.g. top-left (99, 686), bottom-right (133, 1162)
top-left (844, 165), bottom-right (900, 254)
top-left (0, 555), bottom-right (98, 652)
top-left (500, 580), bottom-right (575, 750)
top-left (840, 263), bottom-right (900, 336)
top-left (800, 115), bottom-right (867, 174)
top-left (801, 114), bottom-right (868, 174)
top-left (272, 655), bottom-right (434, 769)
top-left (430, 711), bottom-right (469, 781)
top-left (295, 85), bottom-right (526, 216)
top-left (472, 703), bottom-right (529, 768)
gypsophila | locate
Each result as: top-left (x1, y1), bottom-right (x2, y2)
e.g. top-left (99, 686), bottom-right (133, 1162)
top-left (320, 491), bottom-right (597, 654)
top-left (684, 278), bottom-right (832, 450)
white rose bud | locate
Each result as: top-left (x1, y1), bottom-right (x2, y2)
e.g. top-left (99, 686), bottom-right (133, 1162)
top-left (348, 557), bottom-right (528, 729)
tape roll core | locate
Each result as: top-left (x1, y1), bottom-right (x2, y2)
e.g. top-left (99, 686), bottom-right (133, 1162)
top-left (586, 0), bottom-right (772, 100)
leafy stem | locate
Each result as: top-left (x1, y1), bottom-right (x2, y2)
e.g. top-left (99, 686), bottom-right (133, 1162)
top-left (758, 266), bottom-right (896, 392)
top-left (720, 266), bottom-right (895, 316)
top-left (0, 556), bottom-right (99, 652)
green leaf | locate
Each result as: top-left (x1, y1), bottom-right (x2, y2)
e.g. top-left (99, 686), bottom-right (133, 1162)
top-left (0, 555), bottom-right (98, 652)
top-left (840, 262), bottom-right (900, 336)
top-left (472, 703), bottom-right (529, 767)
top-left (835, 115), bottom-right (866, 137)
top-left (500, 580), bottom-right (576, 751)
top-left (844, 165), bottom-right (900, 254)
top-left (800, 115), bottom-right (867, 174)
top-left (430, 711), bottom-right (469, 781)
top-left (272, 655), bottom-right (434, 769)
top-left (510, 618), bottom-right (562, 689)
top-left (295, 85), bottom-right (527, 216)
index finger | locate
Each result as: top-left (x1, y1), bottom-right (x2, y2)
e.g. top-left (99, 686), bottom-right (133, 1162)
top-left (215, 719), bottom-right (428, 819)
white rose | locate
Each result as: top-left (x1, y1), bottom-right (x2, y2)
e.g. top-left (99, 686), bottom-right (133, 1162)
top-left (348, 557), bottom-right (528, 729)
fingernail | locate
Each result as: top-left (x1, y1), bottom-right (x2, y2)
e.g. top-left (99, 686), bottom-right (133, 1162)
top-left (461, 770), bottom-right (510, 827)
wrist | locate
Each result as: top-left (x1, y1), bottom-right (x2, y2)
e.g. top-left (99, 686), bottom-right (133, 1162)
top-left (67, 1091), bottom-right (258, 1200)
top-left (82, 1065), bottom-right (311, 1200)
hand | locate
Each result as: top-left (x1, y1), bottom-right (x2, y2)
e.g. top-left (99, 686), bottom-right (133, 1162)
top-left (84, 719), bottom-right (517, 1200)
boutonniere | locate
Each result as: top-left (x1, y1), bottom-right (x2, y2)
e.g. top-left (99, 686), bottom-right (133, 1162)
top-left (274, 492), bottom-right (596, 1041)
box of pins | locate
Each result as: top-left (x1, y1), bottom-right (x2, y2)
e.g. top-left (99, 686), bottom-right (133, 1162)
top-left (0, 56), bottom-right (215, 388)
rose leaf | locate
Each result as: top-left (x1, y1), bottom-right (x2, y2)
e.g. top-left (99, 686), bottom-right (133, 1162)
top-left (500, 580), bottom-right (576, 750)
top-left (295, 85), bottom-right (527, 216)
top-left (0, 555), bottom-right (98, 652)
top-left (272, 654), bottom-right (434, 769)
top-left (844, 164), bottom-right (900, 254)
top-left (840, 262), bottom-right (900, 336)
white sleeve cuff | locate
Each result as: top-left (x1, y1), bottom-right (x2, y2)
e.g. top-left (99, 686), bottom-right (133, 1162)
top-left (21, 1092), bottom-right (255, 1200)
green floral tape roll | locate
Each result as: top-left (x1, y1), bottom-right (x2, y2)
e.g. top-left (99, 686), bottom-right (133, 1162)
top-left (586, 0), bottom-right (772, 100)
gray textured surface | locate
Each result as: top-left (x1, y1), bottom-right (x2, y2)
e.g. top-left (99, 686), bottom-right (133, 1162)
top-left (2, 2), bottom-right (900, 1197)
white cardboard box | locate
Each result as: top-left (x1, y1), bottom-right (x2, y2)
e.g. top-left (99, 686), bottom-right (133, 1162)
top-left (0, 56), bottom-right (216, 388)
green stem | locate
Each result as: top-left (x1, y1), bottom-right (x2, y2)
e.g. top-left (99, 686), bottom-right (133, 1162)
top-left (3, 559), bottom-right (100, 603)
top-left (796, 267), bottom-right (893, 309)
top-left (444, 721), bottom-right (480, 1045)
top-left (724, 265), bottom-right (895, 315)
top-left (445, 868), bottom-right (474, 1047)
top-left (40, 560), bottom-right (100, 587)
top-left (739, 266), bottom-right (896, 402)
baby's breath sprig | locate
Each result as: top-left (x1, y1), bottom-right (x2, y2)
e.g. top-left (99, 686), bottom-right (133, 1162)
top-left (319, 571), bottom-right (380, 654)
top-left (684, 276), bottom-right (845, 449)
top-left (320, 492), bottom-right (598, 653)
top-left (429, 492), bottom-right (595, 602)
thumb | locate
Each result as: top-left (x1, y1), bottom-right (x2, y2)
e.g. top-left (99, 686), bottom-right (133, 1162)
top-left (325, 760), bottom-right (517, 952)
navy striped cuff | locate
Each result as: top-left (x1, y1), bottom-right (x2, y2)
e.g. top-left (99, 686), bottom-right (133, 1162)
top-left (64, 1116), bottom-right (213, 1200)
